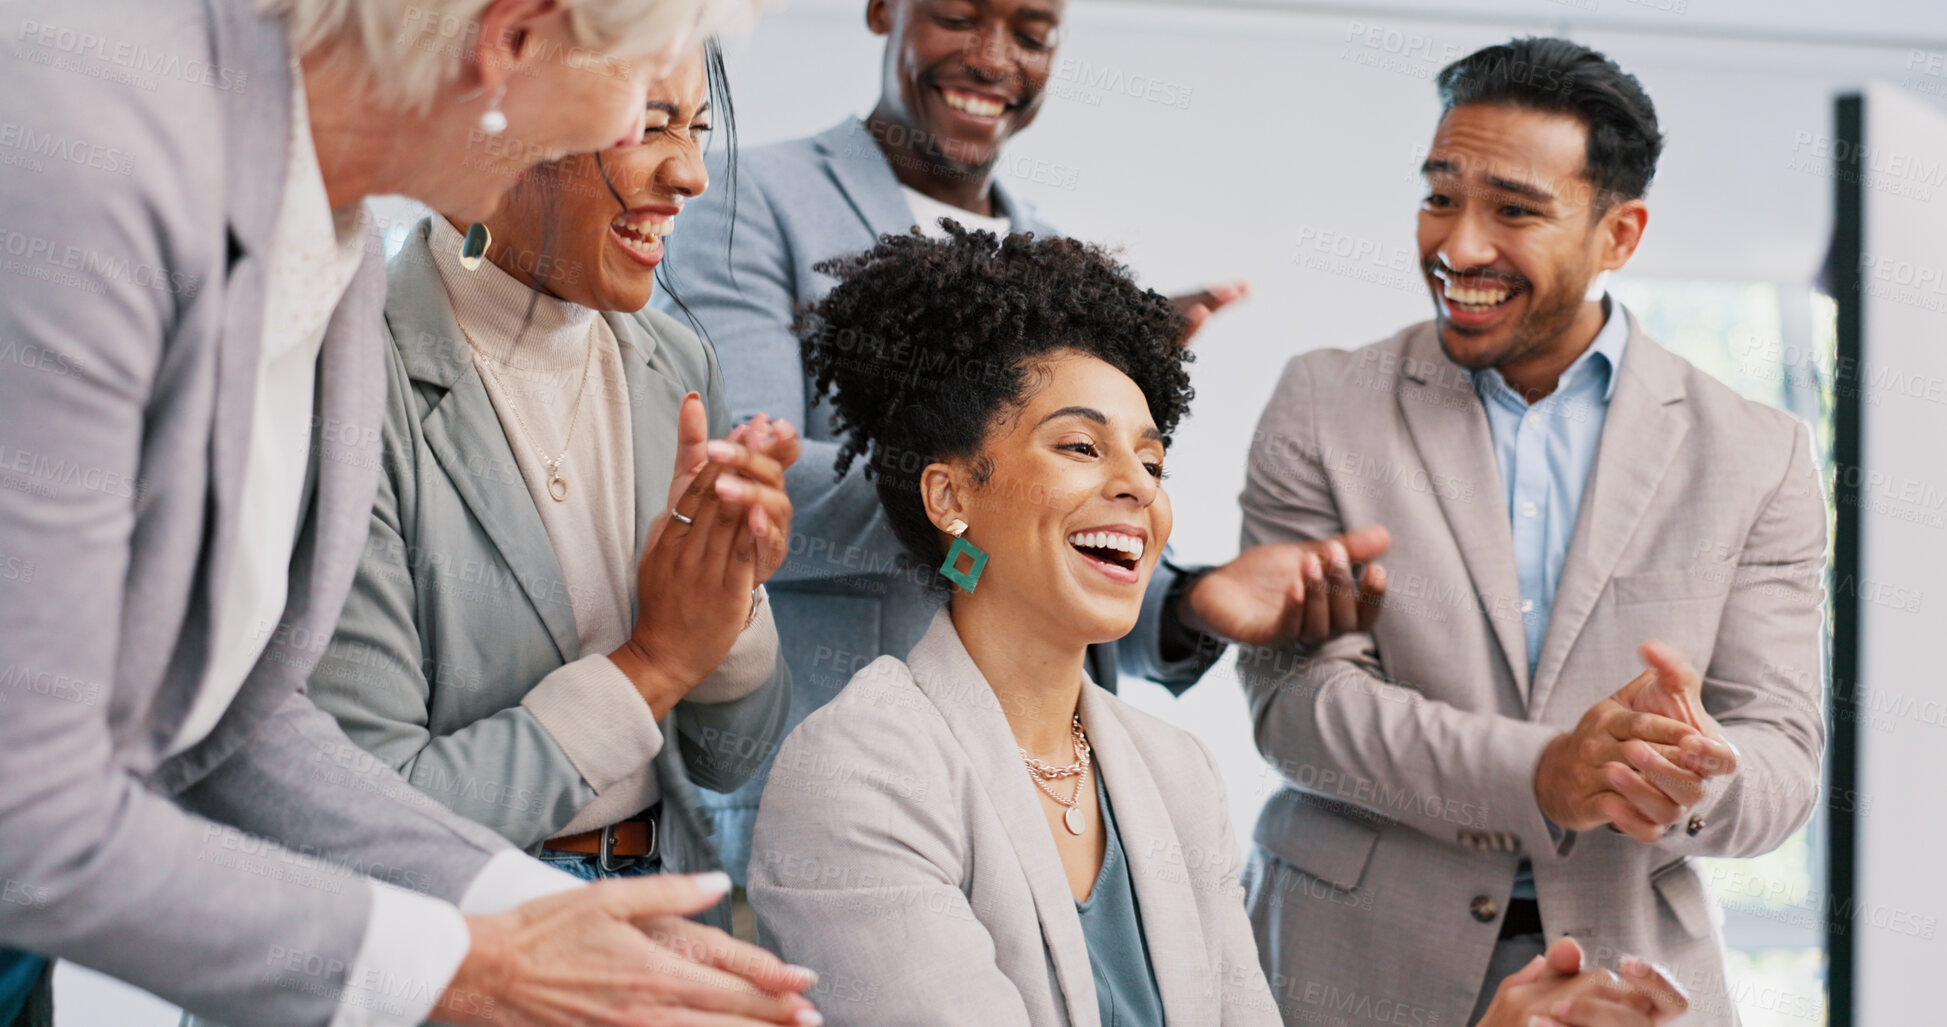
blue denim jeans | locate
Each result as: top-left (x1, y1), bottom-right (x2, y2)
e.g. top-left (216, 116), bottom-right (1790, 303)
top-left (537, 851), bottom-right (662, 882)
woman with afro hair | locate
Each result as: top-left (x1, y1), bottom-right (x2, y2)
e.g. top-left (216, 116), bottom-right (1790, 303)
top-left (747, 221), bottom-right (1276, 1025)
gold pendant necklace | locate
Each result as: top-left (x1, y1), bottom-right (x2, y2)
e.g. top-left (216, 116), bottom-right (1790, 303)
top-left (1020, 713), bottom-right (1092, 835)
top-left (464, 325), bottom-right (596, 504)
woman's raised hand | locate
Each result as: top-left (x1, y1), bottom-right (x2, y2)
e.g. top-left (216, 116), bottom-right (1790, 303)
top-left (710, 412), bottom-right (798, 583)
top-left (611, 396), bottom-right (796, 718)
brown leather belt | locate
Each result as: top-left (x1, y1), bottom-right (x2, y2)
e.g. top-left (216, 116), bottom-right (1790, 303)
top-left (543, 817), bottom-right (656, 871)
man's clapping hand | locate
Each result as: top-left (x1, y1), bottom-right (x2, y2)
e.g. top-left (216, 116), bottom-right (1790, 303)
top-left (1628, 640), bottom-right (1739, 779)
top-left (439, 872), bottom-right (821, 1027)
top-left (1480, 937), bottom-right (1688, 1027)
top-left (1535, 644), bottom-right (1738, 843)
top-left (1181, 527), bottom-right (1392, 648)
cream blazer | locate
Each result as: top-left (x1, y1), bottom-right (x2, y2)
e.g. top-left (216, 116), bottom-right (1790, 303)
top-left (750, 608), bottom-right (1280, 1026)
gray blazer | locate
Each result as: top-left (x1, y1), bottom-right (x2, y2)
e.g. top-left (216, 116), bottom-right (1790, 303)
top-left (750, 608), bottom-right (1281, 1027)
top-left (0, 2), bottom-right (520, 1024)
top-left (1237, 319), bottom-right (1827, 1026)
top-left (302, 221), bottom-right (789, 899)
top-left (655, 117), bottom-right (1218, 877)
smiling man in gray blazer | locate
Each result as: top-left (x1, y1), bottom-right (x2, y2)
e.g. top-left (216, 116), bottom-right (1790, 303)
top-left (1236, 39), bottom-right (1826, 1027)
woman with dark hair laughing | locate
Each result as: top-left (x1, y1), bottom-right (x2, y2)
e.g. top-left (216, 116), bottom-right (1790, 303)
top-left (299, 43), bottom-right (798, 927)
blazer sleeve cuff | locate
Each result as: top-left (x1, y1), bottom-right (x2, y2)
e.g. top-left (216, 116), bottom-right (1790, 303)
top-left (521, 655), bottom-right (664, 792)
top-left (1122, 558), bottom-right (1227, 688)
top-left (1471, 719), bottom-right (1572, 862)
top-left (685, 586), bottom-right (778, 705)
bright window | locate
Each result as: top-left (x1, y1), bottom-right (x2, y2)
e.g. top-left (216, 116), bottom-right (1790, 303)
top-left (1609, 276), bottom-right (1838, 1027)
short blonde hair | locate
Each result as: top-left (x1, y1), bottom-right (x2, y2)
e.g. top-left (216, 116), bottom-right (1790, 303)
top-left (263, 0), bottom-right (758, 109)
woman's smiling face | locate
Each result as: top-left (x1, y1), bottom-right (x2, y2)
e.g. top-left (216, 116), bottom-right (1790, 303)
top-left (928, 349), bottom-right (1172, 647)
top-left (484, 46), bottom-right (712, 312)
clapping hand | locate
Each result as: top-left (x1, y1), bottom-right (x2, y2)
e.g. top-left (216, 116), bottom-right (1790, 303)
top-left (1182, 527), bottom-right (1392, 648)
top-left (1627, 640), bottom-right (1739, 778)
top-left (1480, 936), bottom-right (1688, 1027)
top-left (711, 412), bottom-right (800, 584)
top-left (1168, 280), bottom-right (1250, 346)
top-left (1535, 643), bottom-right (1738, 843)
top-left (441, 873), bottom-right (821, 1027)
top-left (613, 396), bottom-right (796, 718)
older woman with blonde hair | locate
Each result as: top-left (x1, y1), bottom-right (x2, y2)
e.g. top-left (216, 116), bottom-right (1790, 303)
top-left (0, 1), bottom-right (818, 1026)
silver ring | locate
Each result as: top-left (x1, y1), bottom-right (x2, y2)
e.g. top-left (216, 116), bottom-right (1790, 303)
top-left (670, 510), bottom-right (694, 525)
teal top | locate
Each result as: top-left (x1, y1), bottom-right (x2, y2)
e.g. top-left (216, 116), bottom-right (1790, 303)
top-left (1074, 769), bottom-right (1165, 1027)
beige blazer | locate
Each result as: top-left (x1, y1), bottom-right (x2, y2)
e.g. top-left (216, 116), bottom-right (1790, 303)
top-left (750, 608), bottom-right (1280, 1026)
top-left (1236, 317), bottom-right (1827, 1026)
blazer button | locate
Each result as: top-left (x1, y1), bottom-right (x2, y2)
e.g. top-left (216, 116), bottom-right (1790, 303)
top-left (1470, 895), bottom-right (1499, 923)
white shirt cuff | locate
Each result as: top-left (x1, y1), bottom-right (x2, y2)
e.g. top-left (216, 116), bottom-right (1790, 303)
top-left (328, 881), bottom-right (471, 1027)
top-left (458, 849), bottom-right (586, 914)
top-left (326, 854), bottom-right (584, 1027)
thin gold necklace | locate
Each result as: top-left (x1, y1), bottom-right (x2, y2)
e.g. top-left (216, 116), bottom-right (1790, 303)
top-left (464, 329), bottom-right (595, 502)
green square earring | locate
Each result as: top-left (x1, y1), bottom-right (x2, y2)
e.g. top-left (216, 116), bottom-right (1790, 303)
top-left (459, 222), bottom-right (491, 271)
top-left (938, 519), bottom-right (988, 592)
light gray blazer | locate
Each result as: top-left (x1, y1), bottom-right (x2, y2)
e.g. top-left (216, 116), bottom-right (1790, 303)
top-left (1236, 319), bottom-right (1827, 1026)
top-left (749, 609), bottom-right (1281, 1027)
top-left (0, 2), bottom-right (520, 1024)
top-left (655, 117), bottom-right (1217, 877)
top-left (301, 221), bottom-right (789, 900)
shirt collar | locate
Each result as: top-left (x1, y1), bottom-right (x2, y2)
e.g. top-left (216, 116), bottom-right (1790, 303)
top-left (1472, 294), bottom-right (1631, 407)
top-left (1586, 294), bottom-right (1631, 402)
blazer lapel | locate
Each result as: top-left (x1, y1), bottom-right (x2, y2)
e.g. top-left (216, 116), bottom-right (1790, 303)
top-left (905, 609), bottom-right (1099, 1027)
top-left (813, 119), bottom-right (925, 242)
top-left (1080, 686), bottom-right (1214, 1024)
top-left (609, 312), bottom-right (684, 561)
top-left (387, 222), bottom-right (580, 663)
top-left (1528, 322), bottom-right (1689, 715)
top-left (1395, 325), bottom-right (1531, 700)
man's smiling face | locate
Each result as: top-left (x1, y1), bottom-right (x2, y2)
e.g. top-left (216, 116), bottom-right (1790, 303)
top-left (868, 0), bottom-right (1061, 171)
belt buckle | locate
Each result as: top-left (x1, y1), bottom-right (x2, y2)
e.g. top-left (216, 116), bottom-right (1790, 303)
top-left (597, 817), bottom-right (657, 874)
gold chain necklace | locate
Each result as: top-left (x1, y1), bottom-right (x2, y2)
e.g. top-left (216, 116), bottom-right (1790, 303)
top-left (1019, 713), bottom-right (1092, 835)
top-left (466, 330), bottom-right (596, 502)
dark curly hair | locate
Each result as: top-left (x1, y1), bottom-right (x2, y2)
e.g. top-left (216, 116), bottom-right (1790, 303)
top-left (796, 220), bottom-right (1193, 587)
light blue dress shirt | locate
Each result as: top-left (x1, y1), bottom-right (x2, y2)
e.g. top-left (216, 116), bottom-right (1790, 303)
top-left (1471, 295), bottom-right (1631, 903)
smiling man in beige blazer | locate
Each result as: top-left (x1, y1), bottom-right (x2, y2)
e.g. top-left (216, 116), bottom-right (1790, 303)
top-left (1236, 38), bottom-right (1827, 1027)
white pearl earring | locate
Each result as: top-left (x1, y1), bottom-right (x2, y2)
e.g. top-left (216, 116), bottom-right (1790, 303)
top-left (479, 88), bottom-right (507, 134)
